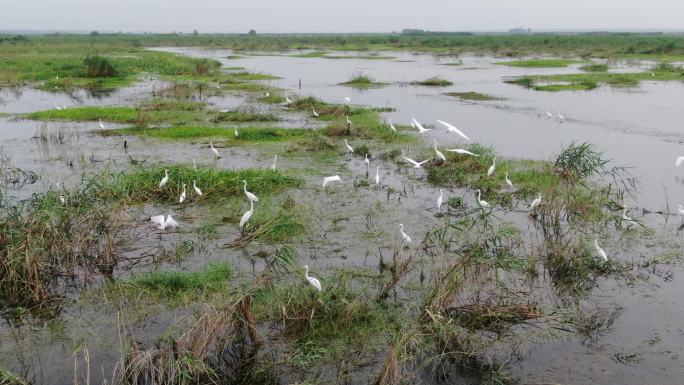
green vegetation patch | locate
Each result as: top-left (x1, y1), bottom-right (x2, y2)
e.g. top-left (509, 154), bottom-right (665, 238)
top-left (112, 125), bottom-right (310, 142)
top-left (290, 51), bottom-right (329, 58)
top-left (211, 111), bottom-right (278, 123)
top-left (444, 91), bottom-right (499, 101)
top-left (579, 63), bottom-right (609, 72)
top-left (24, 105), bottom-right (208, 125)
top-left (340, 75), bottom-right (386, 89)
top-left (495, 59), bottom-right (583, 68)
top-left (410, 76), bottom-right (453, 86)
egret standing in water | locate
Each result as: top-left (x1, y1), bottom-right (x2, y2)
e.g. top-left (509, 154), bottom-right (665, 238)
top-left (179, 183), bottom-right (187, 203)
top-left (159, 170), bottom-right (169, 188)
top-left (344, 139), bottom-right (354, 153)
top-left (402, 156), bottom-right (429, 169)
top-left (364, 154), bottom-right (370, 170)
top-left (242, 180), bottom-right (259, 202)
top-left (546, 110), bottom-right (553, 119)
top-left (487, 157), bottom-right (496, 176)
top-left (677, 204), bottom-right (684, 216)
top-left (285, 92), bottom-right (292, 104)
top-left (210, 142), bottom-right (221, 158)
top-left (557, 111), bottom-right (566, 121)
top-left (311, 106), bottom-right (319, 117)
top-left (594, 239), bottom-right (608, 261)
top-left (99, 119), bottom-right (105, 129)
top-left (676, 156), bottom-right (684, 167)
top-left (504, 172), bottom-right (513, 189)
top-left (476, 189), bottom-right (490, 209)
top-left (239, 200), bottom-right (254, 228)
top-left (303, 265), bottom-right (322, 291)
top-left (322, 175), bottom-right (341, 188)
top-left (530, 193), bottom-right (542, 211)
top-left (193, 180), bottom-right (202, 196)
top-left (375, 166), bottom-right (380, 184)
top-left (151, 214), bottom-right (179, 230)
top-left (433, 140), bottom-right (446, 162)
top-left (437, 189), bottom-right (444, 211)
top-left (271, 154), bottom-right (277, 170)
top-left (436, 119), bottom-right (470, 141)
top-left (399, 224), bottom-right (411, 247)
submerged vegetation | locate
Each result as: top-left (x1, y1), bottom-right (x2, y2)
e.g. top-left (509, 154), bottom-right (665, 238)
top-left (495, 58), bottom-right (583, 67)
top-left (340, 74), bottom-right (386, 89)
top-left (410, 76), bottom-right (453, 86)
top-left (444, 91), bottom-right (499, 101)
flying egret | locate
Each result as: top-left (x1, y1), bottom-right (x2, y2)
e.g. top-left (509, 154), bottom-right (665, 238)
top-left (343, 96), bottom-right (351, 105)
top-left (546, 110), bottom-right (553, 119)
top-left (271, 154), bottom-right (277, 170)
top-left (364, 154), bottom-right (370, 168)
top-left (411, 118), bottom-right (432, 134)
top-left (99, 119), bottom-right (104, 129)
top-left (344, 139), bottom-right (354, 153)
top-left (446, 148), bottom-right (479, 156)
top-left (311, 106), bottom-right (319, 117)
top-left (375, 166), bottom-right (380, 184)
top-left (59, 195), bottom-right (66, 205)
top-left (557, 111), bottom-right (566, 121)
top-left (402, 156), bottom-right (429, 169)
top-left (322, 175), bottom-right (341, 188)
top-left (242, 180), bottom-right (259, 202)
top-left (476, 189), bottom-right (490, 208)
top-left (594, 239), bottom-right (608, 261)
top-left (399, 224), bottom-right (412, 247)
top-left (504, 172), bottom-right (513, 189)
top-left (303, 265), bottom-right (322, 291)
top-left (210, 142), bottom-right (221, 158)
top-left (193, 159), bottom-right (197, 171)
top-left (179, 183), bottom-right (187, 203)
top-left (487, 157), bottom-right (496, 176)
top-left (433, 140), bottom-right (446, 161)
top-left (388, 119), bottom-right (397, 132)
top-left (436, 119), bottom-right (470, 141)
top-left (530, 193), bottom-right (542, 211)
top-left (676, 156), bottom-right (684, 167)
top-left (239, 199), bottom-right (254, 228)
top-left (285, 92), bottom-right (292, 104)
top-left (193, 180), bottom-right (202, 196)
top-left (677, 204), bottom-right (684, 216)
top-left (437, 189), bottom-right (444, 211)
top-left (410, 120), bottom-right (416, 129)
top-left (159, 170), bottom-right (169, 188)
top-left (151, 214), bottom-right (179, 230)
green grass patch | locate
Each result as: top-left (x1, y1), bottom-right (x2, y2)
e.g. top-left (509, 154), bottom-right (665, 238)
top-left (444, 91), bottom-right (499, 101)
top-left (410, 76), bottom-right (453, 86)
top-left (579, 63), bottom-right (609, 72)
top-left (339, 75), bottom-right (386, 89)
top-left (495, 59), bottom-right (583, 68)
top-left (111, 125), bottom-right (310, 142)
top-left (211, 111), bottom-right (278, 123)
top-left (290, 51), bottom-right (329, 58)
top-left (24, 106), bottom-right (208, 125)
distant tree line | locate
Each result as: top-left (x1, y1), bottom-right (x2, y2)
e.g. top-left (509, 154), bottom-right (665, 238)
top-left (0, 35), bottom-right (29, 43)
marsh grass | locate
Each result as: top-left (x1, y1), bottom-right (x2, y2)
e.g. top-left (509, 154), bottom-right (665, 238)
top-left (444, 91), bottom-right (499, 101)
top-left (580, 63), bottom-right (609, 72)
top-left (24, 105), bottom-right (208, 126)
top-left (410, 76), bottom-right (453, 87)
top-left (109, 125), bottom-right (310, 142)
top-left (340, 75), bottom-right (386, 89)
top-left (495, 59), bottom-right (583, 68)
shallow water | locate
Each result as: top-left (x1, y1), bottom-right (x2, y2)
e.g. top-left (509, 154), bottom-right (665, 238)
top-left (1, 49), bottom-right (684, 385)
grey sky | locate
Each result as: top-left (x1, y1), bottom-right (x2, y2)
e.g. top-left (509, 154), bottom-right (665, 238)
top-left (2, 0), bottom-right (683, 33)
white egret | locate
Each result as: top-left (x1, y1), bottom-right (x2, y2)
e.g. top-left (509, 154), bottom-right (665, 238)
top-left (504, 172), bottom-right (513, 189)
top-left (151, 214), bottom-right (179, 230)
top-left (676, 156), bottom-right (684, 167)
top-left (343, 96), bottom-right (351, 105)
top-left (399, 224), bottom-right (412, 247)
top-left (476, 189), bottom-right (490, 208)
top-left (530, 193), bottom-right (542, 211)
top-left (487, 157), bottom-right (496, 176)
top-left (437, 189), bottom-right (444, 211)
top-left (411, 118), bottom-right (432, 134)
top-left (402, 156), bottom-right (429, 169)
top-left (303, 265), bottom-right (322, 291)
top-left (546, 110), bottom-right (553, 119)
top-left (388, 119), bottom-right (397, 132)
top-left (433, 140), bottom-right (446, 161)
top-left (209, 142), bottom-right (221, 158)
top-left (436, 119), bottom-right (470, 141)
top-left (239, 199), bottom-right (254, 228)
top-left (322, 175), bottom-right (341, 188)
top-left (594, 239), bottom-right (608, 261)
top-left (346, 115), bottom-right (352, 126)
top-left (344, 139), bottom-right (354, 153)
top-left (446, 148), bottom-right (479, 156)
top-left (179, 183), bottom-right (187, 203)
top-left (59, 195), bottom-right (66, 205)
top-left (242, 180), bottom-right (259, 202)
top-left (311, 106), bottom-right (319, 117)
top-left (193, 180), bottom-right (202, 196)
top-left (651, 72), bottom-right (655, 78)
top-left (219, 109), bottom-right (229, 113)
top-left (621, 206), bottom-right (633, 221)
top-left (99, 119), bottom-right (104, 129)
top-left (271, 154), bottom-right (277, 170)
top-left (234, 128), bottom-right (239, 137)
top-left (265, 92), bottom-right (270, 97)
top-left (54, 103), bottom-right (62, 110)
top-left (410, 120), bottom-right (416, 129)
top-left (285, 92), bottom-right (292, 104)
top-left (557, 111), bottom-right (566, 121)
top-left (375, 166), bottom-right (380, 184)
top-left (364, 154), bottom-right (370, 168)
top-left (193, 159), bottom-right (197, 171)
top-left (677, 204), bottom-right (684, 216)
top-left (159, 170), bottom-right (169, 188)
